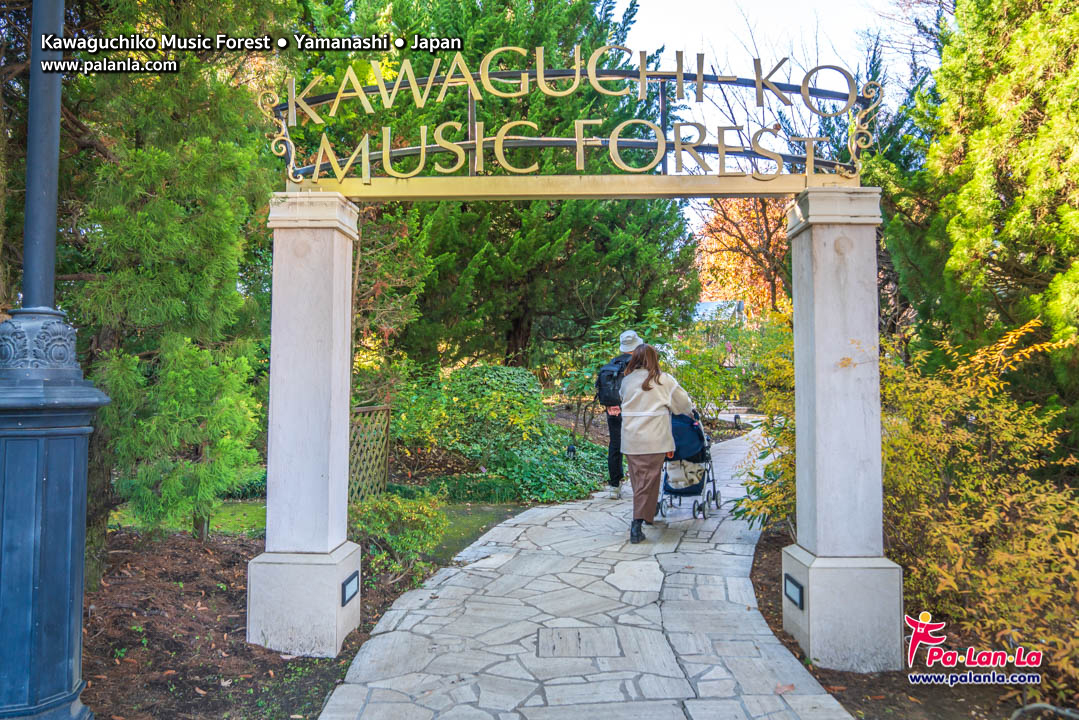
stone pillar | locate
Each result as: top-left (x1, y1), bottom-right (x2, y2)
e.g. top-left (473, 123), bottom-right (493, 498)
top-left (781, 187), bottom-right (903, 672)
top-left (247, 192), bottom-right (362, 657)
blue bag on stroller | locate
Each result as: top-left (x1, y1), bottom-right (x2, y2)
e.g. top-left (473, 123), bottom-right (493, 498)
top-left (670, 412), bottom-right (707, 463)
top-left (658, 410), bottom-right (719, 519)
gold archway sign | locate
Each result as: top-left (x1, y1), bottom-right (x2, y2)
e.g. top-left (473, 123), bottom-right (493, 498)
top-left (260, 47), bottom-right (880, 200)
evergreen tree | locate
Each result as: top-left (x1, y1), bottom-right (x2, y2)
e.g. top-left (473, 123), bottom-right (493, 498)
top-left (292, 0), bottom-right (699, 367)
top-left (1, 0), bottom-right (288, 575)
top-left (882, 0), bottom-right (1079, 452)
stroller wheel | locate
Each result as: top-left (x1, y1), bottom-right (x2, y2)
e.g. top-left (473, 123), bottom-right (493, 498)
top-left (706, 490), bottom-right (714, 503)
top-left (656, 501), bottom-right (666, 518)
top-left (700, 500), bottom-right (708, 519)
top-left (692, 500), bottom-right (700, 518)
top-left (714, 490), bottom-right (722, 509)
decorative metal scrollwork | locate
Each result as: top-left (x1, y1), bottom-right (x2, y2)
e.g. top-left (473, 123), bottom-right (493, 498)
top-left (258, 91), bottom-right (303, 184)
top-left (0, 322), bottom-right (29, 369)
top-left (842, 81), bottom-right (882, 177)
top-left (0, 315), bottom-right (80, 370)
top-left (32, 320), bottom-right (79, 368)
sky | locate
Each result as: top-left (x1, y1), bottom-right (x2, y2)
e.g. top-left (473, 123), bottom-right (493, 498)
top-left (607, 0), bottom-right (906, 226)
top-left (611, 0), bottom-right (895, 79)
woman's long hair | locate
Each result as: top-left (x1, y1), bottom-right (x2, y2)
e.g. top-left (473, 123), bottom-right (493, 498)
top-left (624, 344), bottom-right (663, 391)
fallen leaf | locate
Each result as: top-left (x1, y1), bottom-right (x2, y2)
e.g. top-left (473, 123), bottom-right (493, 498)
top-left (220, 679), bottom-right (233, 688)
top-left (290, 716), bottom-right (304, 719)
top-left (111, 715), bottom-right (126, 720)
top-left (908, 696), bottom-right (922, 704)
top-left (824, 685), bottom-right (847, 692)
top-left (163, 670), bottom-right (176, 676)
top-left (268, 670), bottom-right (274, 678)
top-left (868, 695), bottom-right (885, 700)
top-left (194, 687), bottom-right (207, 696)
top-left (280, 654), bottom-right (296, 660)
top-left (94, 675), bottom-right (108, 680)
top-left (776, 683), bottom-right (795, 694)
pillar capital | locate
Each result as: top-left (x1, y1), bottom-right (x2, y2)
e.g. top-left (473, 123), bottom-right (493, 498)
top-left (267, 191), bottom-right (359, 240)
top-left (786, 186), bottom-right (882, 238)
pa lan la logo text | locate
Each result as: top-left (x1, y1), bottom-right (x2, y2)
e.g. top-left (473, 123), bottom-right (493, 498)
top-left (905, 611), bottom-right (1043, 670)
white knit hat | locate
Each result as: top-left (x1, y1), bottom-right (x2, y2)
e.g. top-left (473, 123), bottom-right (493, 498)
top-left (619, 330), bottom-right (643, 353)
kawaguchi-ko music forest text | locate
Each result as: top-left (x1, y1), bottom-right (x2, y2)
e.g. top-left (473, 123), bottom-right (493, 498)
top-left (269, 46), bottom-right (867, 182)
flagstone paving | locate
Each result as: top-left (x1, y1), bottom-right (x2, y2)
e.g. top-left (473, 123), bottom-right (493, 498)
top-left (319, 431), bottom-right (852, 720)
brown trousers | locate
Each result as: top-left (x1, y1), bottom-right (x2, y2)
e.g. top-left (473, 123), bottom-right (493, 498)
top-left (625, 452), bottom-right (666, 523)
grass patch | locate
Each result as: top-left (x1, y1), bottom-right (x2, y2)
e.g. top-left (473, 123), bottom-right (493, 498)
top-left (429, 503), bottom-right (526, 565)
top-left (110, 500), bottom-right (266, 536)
top-left (109, 499), bottom-right (525, 566)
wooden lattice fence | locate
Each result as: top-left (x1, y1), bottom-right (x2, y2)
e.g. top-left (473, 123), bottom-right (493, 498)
top-left (349, 404), bottom-right (391, 503)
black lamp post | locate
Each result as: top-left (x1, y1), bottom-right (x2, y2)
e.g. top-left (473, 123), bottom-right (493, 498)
top-left (0, 1), bottom-right (109, 719)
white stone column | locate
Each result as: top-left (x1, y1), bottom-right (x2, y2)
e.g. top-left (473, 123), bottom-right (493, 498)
top-left (781, 187), bottom-right (903, 672)
top-left (247, 192), bottom-right (363, 657)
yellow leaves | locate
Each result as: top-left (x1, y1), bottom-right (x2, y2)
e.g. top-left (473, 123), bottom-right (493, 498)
top-left (937, 317), bottom-right (1079, 397)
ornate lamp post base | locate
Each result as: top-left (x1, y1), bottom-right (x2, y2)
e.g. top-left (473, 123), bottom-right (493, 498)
top-left (0, 308), bottom-right (108, 720)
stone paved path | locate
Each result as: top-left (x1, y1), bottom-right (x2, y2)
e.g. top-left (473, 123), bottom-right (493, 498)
top-left (320, 431), bottom-right (852, 720)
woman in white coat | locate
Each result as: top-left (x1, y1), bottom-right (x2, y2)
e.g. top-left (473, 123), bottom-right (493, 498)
top-left (615, 343), bottom-right (694, 543)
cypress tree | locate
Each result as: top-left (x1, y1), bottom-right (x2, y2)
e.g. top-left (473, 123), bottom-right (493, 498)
top-left (882, 0), bottom-right (1079, 452)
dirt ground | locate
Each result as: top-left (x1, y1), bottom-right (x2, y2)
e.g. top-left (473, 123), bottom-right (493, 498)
top-left (749, 526), bottom-right (1044, 720)
top-left (81, 530), bottom-right (399, 720)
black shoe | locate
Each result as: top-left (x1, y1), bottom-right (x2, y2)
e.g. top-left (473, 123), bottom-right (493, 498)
top-left (629, 519), bottom-right (646, 544)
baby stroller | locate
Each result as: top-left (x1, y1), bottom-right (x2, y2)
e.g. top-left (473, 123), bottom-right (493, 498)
top-left (657, 411), bottom-right (720, 519)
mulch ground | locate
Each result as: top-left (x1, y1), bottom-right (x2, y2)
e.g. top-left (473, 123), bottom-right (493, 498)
top-left (81, 530), bottom-right (400, 720)
top-left (389, 440), bottom-right (477, 485)
top-left (750, 526), bottom-right (1041, 720)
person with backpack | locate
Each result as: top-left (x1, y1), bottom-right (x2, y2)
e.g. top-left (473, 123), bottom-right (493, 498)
top-left (615, 343), bottom-right (694, 544)
top-left (595, 330), bottom-right (642, 499)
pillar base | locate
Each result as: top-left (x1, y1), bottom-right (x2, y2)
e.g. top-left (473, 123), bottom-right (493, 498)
top-left (247, 541), bottom-right (362, 657)
top-left (0, 694), bottom-right (92, 720)
top-left (781, 544), bottom-right (903, 672)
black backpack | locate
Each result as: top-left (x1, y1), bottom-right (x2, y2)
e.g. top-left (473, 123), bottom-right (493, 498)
top-left (595, 355), bottom-right (630, 407)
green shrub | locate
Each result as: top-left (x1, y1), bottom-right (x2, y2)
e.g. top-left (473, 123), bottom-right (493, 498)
top-left (496, 425), bottom-right (606, 503)
top-left (390, 370), bottom-right (449, 449)
top-left (223, 467), bottom-right (266, 499)
top-left (348, 491), bottom-right (449, 587)
top-left (732, 315), bottom-right (1079, 699)
top-left (441, 365), bottom-right (548, 464)
top-left (102, 335), bottom-right (261, 540)
top-left (390, 364), bottom-right (603, 503)
top-left (426, 473), bottom-right (519, 503)
top-left (671, 314), bottom-right (750, 426)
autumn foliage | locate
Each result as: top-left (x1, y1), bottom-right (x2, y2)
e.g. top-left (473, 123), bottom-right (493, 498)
top-left (696, 197), bottom-right (792, 317)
